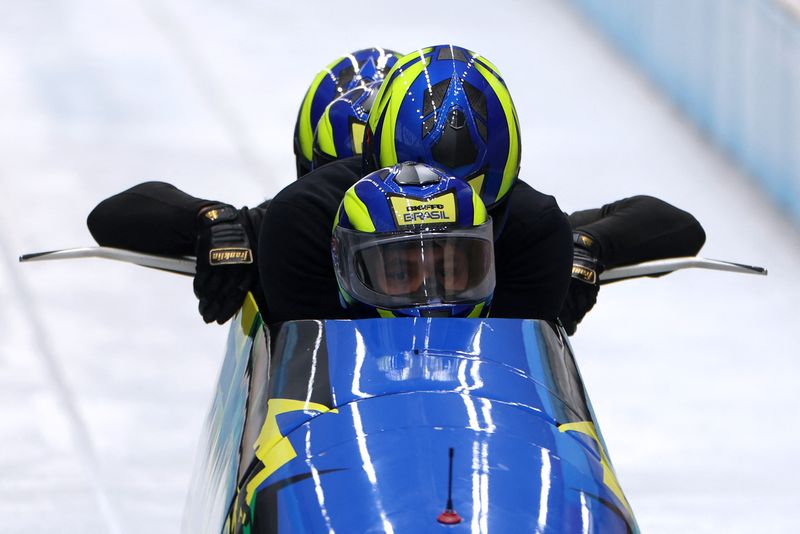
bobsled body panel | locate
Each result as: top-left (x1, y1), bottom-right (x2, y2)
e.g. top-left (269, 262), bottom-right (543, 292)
top-left (183, 312), bottom-right (638, 533)
top-left (247, 393), bottom-right (632, 533)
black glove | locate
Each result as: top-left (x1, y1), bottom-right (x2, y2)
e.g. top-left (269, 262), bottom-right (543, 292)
top-left (559, 232), bottom-right (602, 336)
top-left (194, 204), bottom-right (258, 324)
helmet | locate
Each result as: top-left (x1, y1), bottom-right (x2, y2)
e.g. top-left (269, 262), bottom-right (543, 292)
top-left (293, 48), bottom-right (401, 177)
top-left (363, 45), bottom-right (521, 209)
top-left (332, 161), bottom-right (495, 318)
top-left (313, 81), bottom-right (381, 169)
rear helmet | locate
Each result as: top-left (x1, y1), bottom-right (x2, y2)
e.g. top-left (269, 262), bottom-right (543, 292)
top-left (294, 47), bottom-right (401, 177)
top-left (363, 44), bottom-right (521, 210)
top-left (332, 161), bottom-right (494, 318)
top-left (312, 81), bottom-right (382, 170)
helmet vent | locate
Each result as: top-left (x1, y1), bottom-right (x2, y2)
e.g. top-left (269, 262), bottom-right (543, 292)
top-left (423, 79), bottom-right (451, 118)
top-left (394, 163), bottom-right (441, 185)
top-left (336, 66), bottom-right (356, 92)
top-left (358, 57), bottom-right (379, 82)
top-left (448, 109), bottom-right (466, 129)
top-left (431, 116), bottom-right (478, 169)
top-left (422, 116), bottom-right (437, 138)
top-left (476, 118), bottom-right (488, 143)
top-left (463, 82), bottom-right (487, 120)
top-left (437, 47), bottom-right (469, 63)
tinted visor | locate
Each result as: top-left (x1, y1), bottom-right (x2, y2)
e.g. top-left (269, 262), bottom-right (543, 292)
top-left (333, 222), bottom-right (495, 310)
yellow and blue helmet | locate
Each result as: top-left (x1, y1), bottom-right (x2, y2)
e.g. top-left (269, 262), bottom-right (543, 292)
top-left (293, 47), bottom-right (401, 177)
top-left (363, 45), bottom-right (521, 210)
top-left (312, 81), bottom-right (381, 169)
top-left (332, 161), bottom-right (495, 319)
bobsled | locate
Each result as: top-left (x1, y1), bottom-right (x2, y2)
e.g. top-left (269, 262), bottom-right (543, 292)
top-left (182, 293), bottom-right (639, 533)
top-left (20, 247), bottom-right (766, 533)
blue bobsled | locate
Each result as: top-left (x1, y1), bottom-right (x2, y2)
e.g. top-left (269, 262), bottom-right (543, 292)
top-left (182, 294), bottom-right (639, 533)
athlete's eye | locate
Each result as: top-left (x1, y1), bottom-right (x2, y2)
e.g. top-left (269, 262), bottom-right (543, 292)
top-left (387, 270), bottom-right (408, 282)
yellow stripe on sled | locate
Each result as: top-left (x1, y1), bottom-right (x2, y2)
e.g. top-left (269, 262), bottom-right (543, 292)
top-left (559, 421), bottom-right (633, 516)
top-left (245, 398), bottom-right (338, 505)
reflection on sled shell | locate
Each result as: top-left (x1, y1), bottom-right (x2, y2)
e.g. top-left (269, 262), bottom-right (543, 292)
top-left (182, 294), bottom-right (639, 533)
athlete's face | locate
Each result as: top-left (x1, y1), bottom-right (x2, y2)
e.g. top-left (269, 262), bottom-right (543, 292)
top-left (378, 243), bottom-right (469, 297)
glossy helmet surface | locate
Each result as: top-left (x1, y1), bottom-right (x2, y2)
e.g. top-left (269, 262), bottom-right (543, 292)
top-left (312, 81), bottom-right (381, 169)
top-left (363, 44), bottom-right (521, 209)
top-left (332, 161), bottom-right (495, 318)
top-left (293, 47), bottom-right (401, 177)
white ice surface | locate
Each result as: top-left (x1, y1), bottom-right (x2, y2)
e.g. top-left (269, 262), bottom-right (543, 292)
top-left (1, 1), bottom-right (798, 532)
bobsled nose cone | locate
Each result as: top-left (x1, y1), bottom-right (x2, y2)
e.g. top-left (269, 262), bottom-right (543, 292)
top-left (247, 393), bottom-right (635, 533)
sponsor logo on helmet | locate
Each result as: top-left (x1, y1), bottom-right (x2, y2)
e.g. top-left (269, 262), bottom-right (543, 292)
top-left (390, 193), bottom-right (456, 227)
top-left (406, 203), bottom-right (445, 211)
top-left (403, 210), bottom-right (448, 223)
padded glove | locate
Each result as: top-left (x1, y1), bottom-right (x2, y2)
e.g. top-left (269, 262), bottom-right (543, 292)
top-left (194, 204), bottom-right (258, 324)
top-left (559, 232), bottom-right (602, 336)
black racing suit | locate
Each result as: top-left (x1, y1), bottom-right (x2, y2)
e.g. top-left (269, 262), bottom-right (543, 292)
top-left (87, 157), bottom-right (704, 325)
top-left (255, 157), bottom-right (574, 323)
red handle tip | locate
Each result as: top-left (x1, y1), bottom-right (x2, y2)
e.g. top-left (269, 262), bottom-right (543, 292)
top-left (437, 510), bottom-right (462, 524)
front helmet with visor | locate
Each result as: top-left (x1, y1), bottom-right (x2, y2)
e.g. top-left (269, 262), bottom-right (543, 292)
top-left (333, 221), bottom-right (494, 312)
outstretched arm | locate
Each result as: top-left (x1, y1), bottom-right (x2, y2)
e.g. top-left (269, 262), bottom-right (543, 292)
top-left (568, 195), bottom-right (706, 269)
top-left (560, 195), bottom-right (706, 335)
top-left (87, 182), bottom-right (270, 323)
top-left (87, 181), bottom-right (217, 255)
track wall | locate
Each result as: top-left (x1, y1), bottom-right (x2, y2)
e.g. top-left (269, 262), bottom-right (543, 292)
top-left (569, 0), bottom-right (800, 224)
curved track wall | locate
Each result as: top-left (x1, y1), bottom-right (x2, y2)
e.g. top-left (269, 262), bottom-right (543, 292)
top-left (570, 0), bottom-right (800, 224)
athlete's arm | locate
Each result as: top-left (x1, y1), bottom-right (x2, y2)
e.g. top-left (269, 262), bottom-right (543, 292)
top-left (559, 195), bottom-right (706, 335)
top-left (87, 181), bottom-right (217, 255)
top-left (569, 195), bottom-right (706, 269)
